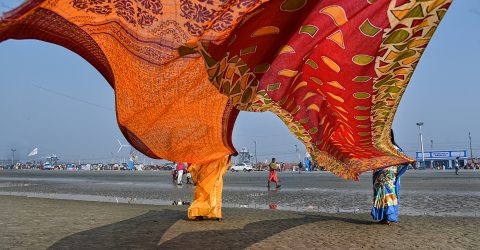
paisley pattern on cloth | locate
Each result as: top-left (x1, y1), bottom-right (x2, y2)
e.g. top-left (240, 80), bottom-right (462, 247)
top-left (0, 0), bottom-right (451, 218)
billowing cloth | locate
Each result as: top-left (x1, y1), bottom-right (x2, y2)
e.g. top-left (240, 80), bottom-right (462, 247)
top-left (198, 0), bottom-right (452, 179)
top-left (0, 0), bottom-right (451, 218)
top-left (0, 0), bottom-right (257, 165)
top-left (371, 165), bottom-right (408, 222)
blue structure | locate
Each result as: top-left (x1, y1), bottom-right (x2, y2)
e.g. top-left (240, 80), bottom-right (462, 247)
top-left (129, 157), bottom-right (135, 170)
top-left (303, 158), bottom-right (311, 172)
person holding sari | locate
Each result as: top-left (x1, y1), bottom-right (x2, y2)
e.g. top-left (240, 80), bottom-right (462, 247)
top-left (371, 130), bottom-right (408, 225)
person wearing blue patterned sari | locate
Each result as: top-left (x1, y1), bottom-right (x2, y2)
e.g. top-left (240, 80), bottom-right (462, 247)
top-left (371, 130), bottom-right (408, 225)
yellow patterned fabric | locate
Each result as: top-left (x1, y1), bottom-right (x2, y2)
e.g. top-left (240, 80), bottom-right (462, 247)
top-left (188, 155), bottom-right (230, 219)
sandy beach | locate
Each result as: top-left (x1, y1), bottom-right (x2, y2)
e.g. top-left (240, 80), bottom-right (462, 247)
top-left (1, 195), bottom-right (479, 249)
top-left (1, 170), bottom-right (479, 217)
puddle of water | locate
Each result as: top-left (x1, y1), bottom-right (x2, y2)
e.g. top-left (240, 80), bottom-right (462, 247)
top-left (0, 191), bottom-right (171, 206)
top-left (0, 178), bottom-right (185, 189)
top-left (0, 183), bottom-right (33, 188)
top-left (0, 191), bottom-right (477, 217)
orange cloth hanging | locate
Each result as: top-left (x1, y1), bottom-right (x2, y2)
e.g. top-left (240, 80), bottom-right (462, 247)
top-left (187, 155), bottom-right (230, 220)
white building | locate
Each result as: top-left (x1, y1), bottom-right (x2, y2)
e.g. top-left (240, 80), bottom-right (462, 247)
top-left (415, 150), bottom-right (467, 169)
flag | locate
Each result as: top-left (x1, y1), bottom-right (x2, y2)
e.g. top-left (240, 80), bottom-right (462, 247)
top-left (28, 148), bottom-right (38, 157)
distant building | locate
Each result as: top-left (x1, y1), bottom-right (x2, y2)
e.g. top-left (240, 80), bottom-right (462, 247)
top-left (415, 150), bottom-right (467, 169)
top-left (236, 147), bottom-right (253, 164)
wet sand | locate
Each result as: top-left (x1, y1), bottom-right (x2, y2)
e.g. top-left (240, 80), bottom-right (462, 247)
top-left (0, 195), bottom-right (479, 249)
top-left (1, 170), bottom-right (479, 217)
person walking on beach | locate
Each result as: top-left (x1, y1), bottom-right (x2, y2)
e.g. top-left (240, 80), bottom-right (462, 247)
top-left (268, 158), bottom-right (281, 189)
top-left (176, 162), bottom-right (185, 185)
top-left (371, 130), bottom-right (407, 225)
top-left (454, 157), bottom-right (460, 175)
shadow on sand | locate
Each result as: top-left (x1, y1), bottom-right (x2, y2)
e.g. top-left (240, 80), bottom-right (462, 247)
top-left (49, 209), bottom-right (372, 249)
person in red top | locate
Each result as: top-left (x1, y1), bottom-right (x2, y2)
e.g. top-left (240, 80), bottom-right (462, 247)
top-left (176, 162), bottom-right (185, 185)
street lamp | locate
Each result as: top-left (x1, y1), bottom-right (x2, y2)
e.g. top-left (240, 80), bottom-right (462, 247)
top-left (295, 144), bottom-right (300, 162)
top-left (295, 144), bottom-right (301, 172)
top-left (253, 141), bottom-right (258, 168)
top-left (469, 132), bottom-right (473, 162)
top-left (416, 122), bottom-right (425, 169)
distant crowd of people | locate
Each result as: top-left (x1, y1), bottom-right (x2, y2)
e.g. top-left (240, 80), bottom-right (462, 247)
top-left (251, 162), bottom-right (324, 172)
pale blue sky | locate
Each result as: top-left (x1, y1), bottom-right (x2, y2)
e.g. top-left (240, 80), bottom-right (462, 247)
top-left (1, 0), bottom-right (479, 163)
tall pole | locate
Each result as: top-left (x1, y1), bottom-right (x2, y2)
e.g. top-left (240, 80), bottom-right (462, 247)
top-left (416, 122), bottom-right (425, 168)
top-left (253, 141), bottom-right (258, 168)
top-left (295, 144), bottom-right (300, 162)
top-left (11, 149), bottom-right (16, 165)
top-left (469, 132), bottom-right (473, 162)
top-left (295, 144), bottom-right (300, 172)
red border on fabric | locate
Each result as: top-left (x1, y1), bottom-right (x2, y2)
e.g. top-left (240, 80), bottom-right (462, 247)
top-left (222, 100), bottom-right (239, 156)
